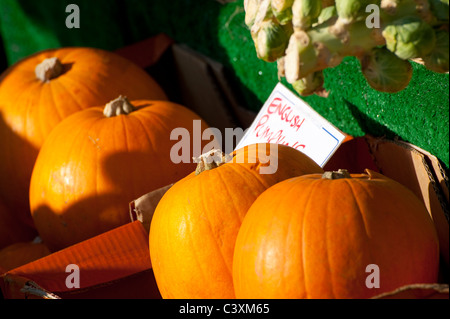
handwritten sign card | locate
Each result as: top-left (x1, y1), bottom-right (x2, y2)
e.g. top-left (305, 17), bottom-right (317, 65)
top-left (236, 83), bottom-right (346, 167)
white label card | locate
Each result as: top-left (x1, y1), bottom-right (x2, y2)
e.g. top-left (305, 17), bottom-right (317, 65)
top-left (236, 83), bottom-right (346, 167)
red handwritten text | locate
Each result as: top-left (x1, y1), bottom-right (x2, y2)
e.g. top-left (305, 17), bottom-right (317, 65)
top-left (253, 97), bottom-right (307, 150)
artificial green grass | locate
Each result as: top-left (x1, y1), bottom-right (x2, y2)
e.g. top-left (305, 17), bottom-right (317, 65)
top-left (0, 0), bottom-right (448, 169)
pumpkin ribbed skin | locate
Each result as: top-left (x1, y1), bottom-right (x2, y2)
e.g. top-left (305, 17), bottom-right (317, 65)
top-left (29, 99), bottom-right (207, 252)
top-left (233, 169), bottom-right (440, 299)
top-left (149, 143), bottom-right (323, 299)
top-left (0, 241), bottom-right (51, 272)
top-left (0, 47), bottom-right (167, 227)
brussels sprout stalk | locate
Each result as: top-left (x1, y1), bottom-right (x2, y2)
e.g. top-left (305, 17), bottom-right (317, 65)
top-left (244, 0), bottom-right (262, 28)
top-left (285, 18), bottom-right (385, 83)
top-left (245, 0), bottom-right (448, 96)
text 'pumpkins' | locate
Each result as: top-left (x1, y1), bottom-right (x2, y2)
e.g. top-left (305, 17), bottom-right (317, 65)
top-left (233, 169), bottom-right (440, 299)
top-left (29, 96), bottom-right (208, 251)
top-left (0, 47), bottom-right (167, 228)
top-left (149, 144), bottom-right (323, 299)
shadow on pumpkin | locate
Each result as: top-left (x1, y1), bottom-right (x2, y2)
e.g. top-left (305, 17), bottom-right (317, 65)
top-left (31, 149), bottom-right (199, 253)
top-left (31, 193), bottom-right (127, 253)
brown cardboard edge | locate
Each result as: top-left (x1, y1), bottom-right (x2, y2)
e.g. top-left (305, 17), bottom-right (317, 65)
top-left (1, 274), bottom-right (61, 299)
top-left (372, 283), bottom-right (449, 299)
top-left (170, 44), bottom-right (240, 132)
top-left (129, 184), bottom-right (173, 233)
top-left (365, 135), bottom-right (449, 223)
top-left (364, 135), bottom-right (449, 283)
top-left (386, 138), bottom-right (449, 206)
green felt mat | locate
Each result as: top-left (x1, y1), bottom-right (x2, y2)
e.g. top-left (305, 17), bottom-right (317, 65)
top-left (0, 0), bottom-right (448, 169)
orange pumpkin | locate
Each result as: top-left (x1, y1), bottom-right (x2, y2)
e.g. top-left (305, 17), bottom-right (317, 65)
top-left (0, 239), bottom-right (51, 273)
top-left (0, 200), bottom-right (38, 250)
top-left (149, 143), bottom-right (323, 299)
top-left (29, 96), bottom-right (208, 251)
top-left (0, 47), bottom-right (167, 228)
top-left (233, 169), bottom-right (440, 299)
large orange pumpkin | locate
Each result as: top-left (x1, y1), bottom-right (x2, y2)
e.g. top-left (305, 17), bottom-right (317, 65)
top-left (233, 169), bottom-right (440, 299)
top-left (149, 143), bottom-right (323, 299)
top-left (0, 239), bottom-right (51, 273)
top-left (29, 96), bottom-right (208, 251)
top-left (0, 47), bottom-right (167, 228)
top-left (0, 200), bottom-right (37, 250)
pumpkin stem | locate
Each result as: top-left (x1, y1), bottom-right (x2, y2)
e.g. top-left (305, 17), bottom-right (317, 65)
top-left (35, 57), bottom-right (63, 82)
top-left (322, 169), bottom-right (351, 180)
top-left (103, 96), bottom-right (135, 117)
top-left (193, 149), bottom-right (232, 175)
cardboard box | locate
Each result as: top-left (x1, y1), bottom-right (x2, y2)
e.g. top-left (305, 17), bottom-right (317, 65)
top-left (0, 221), bottom-right (160, 299)
top-left (1, 33), bottom-right (448, 299)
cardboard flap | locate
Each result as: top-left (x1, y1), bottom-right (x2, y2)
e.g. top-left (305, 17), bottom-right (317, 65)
top-left (130, 184), bottom-right (173, 233)
top-left (171, 44), bottom-right (240, 133)
top-left (0, 221), bottom-right (153, 298)
top-left (324, 136), bottom-right (379, 174)
top-left (364, 135), bottom-right (449, 281)
top-left (114, 33), bottom-right (174, 69)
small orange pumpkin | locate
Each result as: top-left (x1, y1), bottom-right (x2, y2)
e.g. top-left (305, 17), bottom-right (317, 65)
top-left (0, 239), bottom-right (51, 273)
top-left (29, 96), bottom-right (208, 251)
top-left (149, 143), bottom-right (323, 299)
top-left (0, 47), bottom-right (167, 228)
top-left (233, 169), bottom-right (440, 299)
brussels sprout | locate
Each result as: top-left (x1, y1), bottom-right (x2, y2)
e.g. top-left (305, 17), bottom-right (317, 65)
top-left (317, 5), bottom-right (338, 24)
top-left (335, 0), bottom-right (379, 23)
top-left (360, 46), bottom-right (413, 93)
top-left (422, 30), bottom-right (449, 73)
top-left (292, 0), bottom-right (323, 29)
top-left (382, 16), bottom-right (437, 60)
top-left (272, 0), bottom-right (294, 24)
top-left (252, 19), bottom-right (293, 62)
top-left (292, 71), bottom-right (326, 96)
